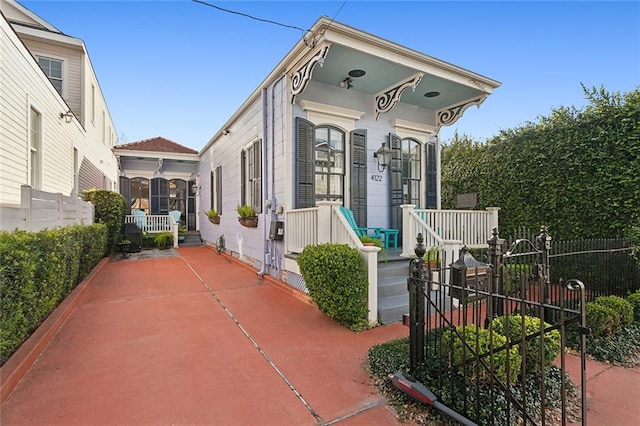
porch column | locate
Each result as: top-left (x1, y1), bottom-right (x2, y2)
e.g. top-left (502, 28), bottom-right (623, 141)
top-left (361, 246), bottom-right (380, 324)
top-left (316, 200), bottom-right (341, 244)
top-left (400, 204), bottom-right (416, 257)
top-left (486, 207), bottom-right (500, 232)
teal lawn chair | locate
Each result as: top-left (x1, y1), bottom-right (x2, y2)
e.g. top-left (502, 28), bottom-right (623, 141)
top-left (169, 210), bottom-right (182, 224)
top-left (339, 206), bottom-right (382, 239)
top-left (133, 209), bottom-right (147, 231)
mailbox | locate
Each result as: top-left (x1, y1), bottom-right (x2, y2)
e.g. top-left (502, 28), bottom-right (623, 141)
top-left (449, 246), bottom-right (490, 304)
top-left (269, 220), bottom-right (284, 241)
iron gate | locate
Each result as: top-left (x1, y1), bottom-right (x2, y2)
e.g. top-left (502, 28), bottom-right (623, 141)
top-left (396, 228), bottom-right (588, 425)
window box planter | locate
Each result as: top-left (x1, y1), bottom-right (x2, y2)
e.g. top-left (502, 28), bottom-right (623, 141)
top-left (208, 216), bottom-right (220, 225)
top-left (238, 216), bottom-right (258, 228)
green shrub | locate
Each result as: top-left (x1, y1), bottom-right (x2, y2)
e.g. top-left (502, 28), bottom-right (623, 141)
top-left (441, 325), bottom-right (522, 385)
top-left (491, 315), bottom-right (560, 374)
top-left (83, 189), bottom-right (126, 253)
top-left (627, 291), bottom-right (640, 323)
top-left (592, 295), bottom-right (634, 330)
top-left (586, 302), bottom-right (620, 337)
top-left (153, 231), bottom-right (173, 249)
top-left (0, 224), bottom-right (107, 364)
top-left (297, 243), bottom-right (369, 331)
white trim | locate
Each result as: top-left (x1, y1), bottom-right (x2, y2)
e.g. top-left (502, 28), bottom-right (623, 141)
top-left (298, 100), bottom-right (364, 132)
top-left (391, 118), bottom-right (437, 143)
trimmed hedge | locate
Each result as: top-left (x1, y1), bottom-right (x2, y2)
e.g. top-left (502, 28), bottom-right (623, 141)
top-left (0, 224), bottom-right (107, 364)
top-left (586, 295), bottom-right (634, 338)
top-left (297, 243), bottom-right (369, 331)
top-left (82, 189), bottom-right (126, 253)
top-left (627, 291), bottom-right (640, 323)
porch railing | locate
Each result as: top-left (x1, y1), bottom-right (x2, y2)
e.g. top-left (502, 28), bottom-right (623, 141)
top-left (124, 214), bottom-right (179, 248)
top-left (285, 201), bottom-right (379, 323)
top-left (413, 206), bottom-right (500, 249)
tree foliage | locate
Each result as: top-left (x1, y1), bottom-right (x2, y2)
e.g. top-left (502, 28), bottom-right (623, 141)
top-left (441, 86), bottom-right (640, 240)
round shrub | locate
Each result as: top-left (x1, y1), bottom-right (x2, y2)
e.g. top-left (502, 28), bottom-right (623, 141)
top-left (586, 302), bottom-right (620, 337)
top-left (441, 325), bottom-right (522, 385)
top-left (594, 295), bottom-right (633, 328)
top-left (627, 291), bottom-right (640, 323)
top-left (297, 243), bottom-right (368, 330)
top-left (491, 314), bottom-right (560, 374)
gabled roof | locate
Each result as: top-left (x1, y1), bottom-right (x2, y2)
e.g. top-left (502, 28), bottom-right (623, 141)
top-left (115, 137), bottom-right (198, 155)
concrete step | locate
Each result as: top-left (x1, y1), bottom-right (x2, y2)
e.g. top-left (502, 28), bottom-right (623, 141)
top-left (179, 232), bottom-right (203, 247)
top-left (378, 289), bottom-right (456, 324)
top-left (377, 261), bottom-right (409, 279)
top-left (378, 276), bottom-right (407, 298)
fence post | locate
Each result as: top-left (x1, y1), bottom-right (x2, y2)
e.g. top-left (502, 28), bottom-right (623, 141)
top-left (487, 227), bottom-right (505, 326)
top-left (486, 207), bottom-right (500, 231)
top-left (537, 226), bottom-right (552, 323)
top-left (408, 233), bottom-right (426, 374)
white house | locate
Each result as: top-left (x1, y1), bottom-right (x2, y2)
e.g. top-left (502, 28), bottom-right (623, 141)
top-left (194, 17), bottom-right (501, 322)
top-left (0, 0), bottom-right (118, 230)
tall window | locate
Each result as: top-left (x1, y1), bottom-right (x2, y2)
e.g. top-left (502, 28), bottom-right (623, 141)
top-left (314, 126), bottom-right (344, 202)
top-left (29, 108), bottom-right (41, 188)
top-left (241, 140), bottom-right (261, 213)
top-left (402, 138), bottom-right (421, 206)
top-left (36, 56), bottom-right (63, 95)
top-left (130, 177), bottom-right (149, 213)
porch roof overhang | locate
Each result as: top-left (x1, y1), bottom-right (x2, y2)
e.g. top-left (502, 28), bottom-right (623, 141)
top-left (288, 18), bottom-right (501, 128)
top-left (114, 148), bottom-right (199, 177)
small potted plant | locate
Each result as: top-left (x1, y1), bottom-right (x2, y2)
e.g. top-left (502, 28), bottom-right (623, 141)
top-left (178, 225), bottom-right (186, 243)
top-left (359, 235), bottom-right (384, 250)
top-left (236, 204), bottom-right (258, 227)
top-left (424, 246), bottom-right (440, 269)
top-left (205, 209), bottom-right (220, 224)
top-left (118, 239), bottom-right (131, 258)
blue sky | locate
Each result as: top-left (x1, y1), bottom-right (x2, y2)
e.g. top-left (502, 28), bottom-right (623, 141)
top-left (21, 0), bottom-right (640, 151)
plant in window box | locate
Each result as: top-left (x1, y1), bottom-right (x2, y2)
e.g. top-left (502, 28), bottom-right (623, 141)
top-left (236, 204), bottom-right (258, 227)
top-left (205, 209), bottom-right (220, 224)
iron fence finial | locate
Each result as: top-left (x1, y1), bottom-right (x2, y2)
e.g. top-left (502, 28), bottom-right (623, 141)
top-left (415, 233), bottom-right (426, 258)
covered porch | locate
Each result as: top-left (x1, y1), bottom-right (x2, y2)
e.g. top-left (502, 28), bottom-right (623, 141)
top-left (283, 202), bottom-right (499, 323)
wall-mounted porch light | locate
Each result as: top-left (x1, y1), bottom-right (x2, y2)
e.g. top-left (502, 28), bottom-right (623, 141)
top-left (191, 183), bottom-right (199, 195)
top-left (59, 109), bottom-right (73, 123)
top-left (373, 142), bottom-right (392, 172)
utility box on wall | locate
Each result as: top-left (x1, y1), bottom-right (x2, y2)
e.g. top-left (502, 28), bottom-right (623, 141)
top-left (269, 221), bottom-right (284, 241)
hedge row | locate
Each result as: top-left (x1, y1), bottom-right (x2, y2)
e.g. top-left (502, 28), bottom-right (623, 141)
top-left (0, 224), bottom-right (107, 364)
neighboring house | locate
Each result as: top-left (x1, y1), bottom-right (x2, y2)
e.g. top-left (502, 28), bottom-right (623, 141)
top-left (196, 17), bottom-right (501, 321)
top-left (0, 0), bottom-right (117, 230)
top-left (113, 137), bottom-right (199, 231)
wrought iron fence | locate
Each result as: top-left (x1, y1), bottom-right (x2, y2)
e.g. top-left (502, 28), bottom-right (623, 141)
top-left (395, 230), bottom-right (588, 425)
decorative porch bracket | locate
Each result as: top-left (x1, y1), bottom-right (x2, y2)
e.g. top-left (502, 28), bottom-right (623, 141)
top-left (436, 96), bottom-right (487, 128)
top-left (290, 45), bottom-right (330, 104)
top-left (374, 72), bottom-right (424, 120)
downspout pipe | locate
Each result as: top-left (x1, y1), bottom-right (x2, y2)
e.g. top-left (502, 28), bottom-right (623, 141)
top-left (258, 86), bottom-right (270, 276)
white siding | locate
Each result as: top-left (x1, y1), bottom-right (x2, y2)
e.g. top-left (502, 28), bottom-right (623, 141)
top-left (0, 15), bottom-right (117, 208)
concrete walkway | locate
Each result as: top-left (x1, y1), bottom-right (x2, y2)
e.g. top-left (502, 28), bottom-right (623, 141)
top-left (1, 246), bottom-right (638, 425)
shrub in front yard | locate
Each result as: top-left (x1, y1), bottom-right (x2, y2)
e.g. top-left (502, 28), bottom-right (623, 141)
top-left (83, 189), bottom-right (126, 253)
top-left (627, 290), bottom-right (640, 323)
top-left (441, 325), bottom-right (522, 385)
top-left (0, 224), bottom-right (107, 365)
top-left (297, 243), bottom-right (368, 331)
top-left (492, 314), bottom-right (561, 374)
top-left (586, 295), bottom-right (633, 338)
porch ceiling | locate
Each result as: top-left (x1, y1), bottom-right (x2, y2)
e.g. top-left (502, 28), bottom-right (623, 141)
top-left (310, 44), bottom-right (489, 111)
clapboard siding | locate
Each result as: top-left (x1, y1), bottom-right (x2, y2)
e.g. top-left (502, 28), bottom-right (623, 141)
top-left (1, 14), bottom-right (118, 210)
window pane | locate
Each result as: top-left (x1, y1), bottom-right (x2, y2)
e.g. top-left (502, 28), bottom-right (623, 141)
top-left (50, 60), bottom-right (62, 77)
top-left (315, 173), bottom-right (327, 195)
top-left (329, 129), bottom-right (343, 151)
top-left (329, 175), bottom-right (343, 195)
top-left (315, 128), bottom-right (328, 149)
top-left (332, 152), bottom-right (344, 174)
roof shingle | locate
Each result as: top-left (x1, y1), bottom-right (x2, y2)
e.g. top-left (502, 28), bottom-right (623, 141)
top-left (115, 137), bottom-right (198, 154)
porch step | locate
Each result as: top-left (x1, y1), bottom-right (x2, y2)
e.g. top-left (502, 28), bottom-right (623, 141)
top-left (180, 231), bottom-right (203, 247)
top-left (377, 259), bottom-right (409, 324)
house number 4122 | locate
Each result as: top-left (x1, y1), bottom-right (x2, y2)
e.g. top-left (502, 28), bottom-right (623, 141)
top-left (370, 175), bottom-right (383, 182)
